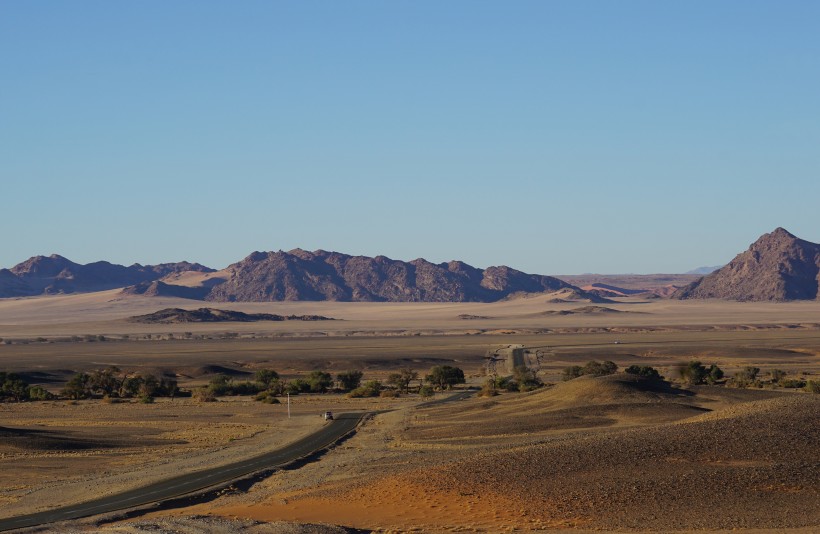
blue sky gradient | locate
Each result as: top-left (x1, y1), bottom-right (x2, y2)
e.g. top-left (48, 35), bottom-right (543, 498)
top-left (2, 1), bottom-right (818, 273)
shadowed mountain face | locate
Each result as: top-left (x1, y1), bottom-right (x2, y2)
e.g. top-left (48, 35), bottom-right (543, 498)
top-left (0, 255), bottom-right (214, 297)
top-left (205, 249), bottom-right (577, 302)
top-left (674, 228), bottom-right (820, 301)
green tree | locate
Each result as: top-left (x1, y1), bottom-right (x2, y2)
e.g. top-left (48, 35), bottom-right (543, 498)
top-left (336, 370), bottom-right (364, 391)
top-left (89, 366), bottom-right (122, 397)
top-left (731, 365), bottom-right (761, 387)
top-left (583, 360), bottom-right (618, 377)
top-left (770, 369), bottom-right (787, 383)
top-left (0, 372), bottom-right (30, 402)
top-left (562, 366), bottom-right (584, 381)
top-left (208, 374), bottom-right (232, 396)
top-left (677, 361), bottom-right (723, 385)
top-left (387, 368), bottom-right (418, 393)
top-left (425, 365), bottom-right (465, 390)
top-left (348, 380), bottom-right (382, 398)
top-left (62, 373), bottom-right (92, 400)
top-left (28, 386), bottom-right (55, 401)
top-left (255, 369), bottom-right (280, 388)
top-left (306, 371), bottom-right (333, 393)
top-left (512, 365), bottom-right (542, 392)
top-left (625, 365), bottom-right (663, 380)
top-left (119, 376), bottom-right (144, 398)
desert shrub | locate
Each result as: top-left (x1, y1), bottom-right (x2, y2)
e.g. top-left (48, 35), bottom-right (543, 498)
top-left (513, 365), bottom-right (542, 392)
top-left (706, 364), bottom-right (724, 384)
top-left (425, 365), bottom-right (465, 390)
top-left (583, 360), bottom-right (618, 377)
top-left (27, 385), bottom-right (55, 401)
top-left (562, 361), bottom-right (618, 381)
top-left (254, 391), bottom-right (281, 404)
top-left (562, 366), bottom-right (584, 381)
top-left (139, 394), bottom-right (155, 404)
top-left (207, 374), bottom-right (232, 396)
top-left (729, 366), bottom-right (761, 388)
top-left (418, 385), bottom-right (435, 398)
top-left (625, 365), bottom-right (663, 380)
top-left (255, 369), bottom-right (280, 388)
top-left (380, 389), bottom-right (400, 398)
top-left (678, 361), bottom-right (723, 385)
top-left (336, 370), bottom-right (364, 391)
top-left (387, 368), bottom-right (418, 393)
top-left (1, 372), bottom-right (31, 402)
top-left (479, 378), bottom-right (499, 397)
top-left (193, 387), bottom-right (217, 402)
top-left (306, 371), bottom-right (334, 393)
top-left (770, 369), bottom-right (787, 383)
top-left (62, 373), bottom-right (92, 400)
top-left (778, 378), bottom-right (806, 389)
top-left (348, 380), bottom-right (382, 398)
top-left (805, 380), bottom-right (820, 394)
top-left (230, 381), bottom-right (263, 395)
top-left (284, 379), bottom-right (310, 395)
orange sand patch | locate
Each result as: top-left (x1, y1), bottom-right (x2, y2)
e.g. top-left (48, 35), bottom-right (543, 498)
top-left (209, 475), bottom-right (580, 532)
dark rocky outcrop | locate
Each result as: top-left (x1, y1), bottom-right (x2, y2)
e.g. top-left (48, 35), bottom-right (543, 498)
top-left (205, 249), bottom-right (579, 303)
top-left (674, 228), bottom-right (820, 301)
top-left (120, 281), bottom-right (211, 300)
top-left (129, 307), bottom-right (333, 324)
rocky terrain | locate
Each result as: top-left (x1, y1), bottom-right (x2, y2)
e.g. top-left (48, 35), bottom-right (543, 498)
top-left (675, 228), bottom-right (820, 301)
top-left (205, 249), bottom-right (579, 302)
top-left (129, 308), bottom-right (333, 324)
top-left (0, 255), bottom-right (213, 297)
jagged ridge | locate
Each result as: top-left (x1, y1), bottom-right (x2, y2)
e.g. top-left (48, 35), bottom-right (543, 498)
top-left (206, 249), bottom-right (578, 303)
top-left (0, 254), bottom-right (214, 297)
top-left (674, 228), bottom-right (820, 301)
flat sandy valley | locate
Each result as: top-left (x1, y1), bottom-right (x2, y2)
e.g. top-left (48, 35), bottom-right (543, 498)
top-left (0, 292), bottom-right (819, 533)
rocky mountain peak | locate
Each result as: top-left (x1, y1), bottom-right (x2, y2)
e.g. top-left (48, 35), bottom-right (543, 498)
top-left (674, 228), bottom-right (820, 301)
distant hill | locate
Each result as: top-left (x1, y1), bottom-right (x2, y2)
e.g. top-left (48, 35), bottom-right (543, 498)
top-left (685, 265), bottom-right (724, 275)
top-left (674, 228), bottom-right (820, 301)
top-left (129, 307), bottom-right (333, 324)
top-left (0, 255), bottom-right (214, 297)
top-left (556, 274), bottom-right (700, 299)
top-left (205, 249), bottom-right (582, 303)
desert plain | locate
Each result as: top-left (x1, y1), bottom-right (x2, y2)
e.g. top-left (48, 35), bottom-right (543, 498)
top-left (0, 290), bottom-right (819, 533)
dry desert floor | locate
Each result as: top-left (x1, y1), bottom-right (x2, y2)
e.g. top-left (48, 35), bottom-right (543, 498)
top-left (0, 291), bottom-right (819, 532)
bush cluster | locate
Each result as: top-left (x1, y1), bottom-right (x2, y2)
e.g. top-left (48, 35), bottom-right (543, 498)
top-left (677, 361), bottom-right (723, 385)
top-left (0, 372), bottom-right (55, 402)
top-left (61, 366), bottom-right (178, 401)
top-left (562, 360), bottom-right (618, 381)
top-left (348, 380), bottom-right (383, 398)
top-left (625, 365), bottom-right (663, 380)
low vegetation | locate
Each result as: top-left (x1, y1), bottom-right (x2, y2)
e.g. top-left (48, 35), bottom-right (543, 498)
top-left (0, 372), bottom-right (55, 402)
top-left (625, 365), bottom-right (663, 380)
top-left (562, 360), bottom-right (618, 381)
top-left (677, 360), bottom-right (724, 385)
top-left (348, 380), bottom-right (383, 398)
top-left (425, 365), bottom-right (465, 390)
top-left (61, 366), bottom-right (178, 401)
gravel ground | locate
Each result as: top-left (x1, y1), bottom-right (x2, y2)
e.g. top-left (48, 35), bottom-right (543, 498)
top-left (429, 393), bottom-right (820, 530)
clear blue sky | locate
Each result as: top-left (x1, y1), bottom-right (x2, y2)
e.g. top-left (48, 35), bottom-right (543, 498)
top-left (2, 1), bottom-right (818, 274)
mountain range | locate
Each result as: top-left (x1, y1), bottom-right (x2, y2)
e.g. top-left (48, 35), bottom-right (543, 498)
top-left (674, 228), bottom-right (820, 301)
top-left (0, 255), bottom-right (213, 297)
top-left (0, 250), bottom-right (581, 303)
top-left (3, 228), bottom-right (818, 302)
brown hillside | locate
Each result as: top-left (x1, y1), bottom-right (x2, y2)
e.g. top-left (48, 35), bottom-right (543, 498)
top-left (675, 228), bottom-right (820, 301)
top-left (205, 249), bottom-right (582, 303)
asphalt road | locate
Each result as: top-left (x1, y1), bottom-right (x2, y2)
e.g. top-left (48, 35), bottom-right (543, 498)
top-left (0, 412), bottom-right (367, 532)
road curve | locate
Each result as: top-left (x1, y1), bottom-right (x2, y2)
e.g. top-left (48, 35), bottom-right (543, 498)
top-left (0, 412), bottom-right (368, 532)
